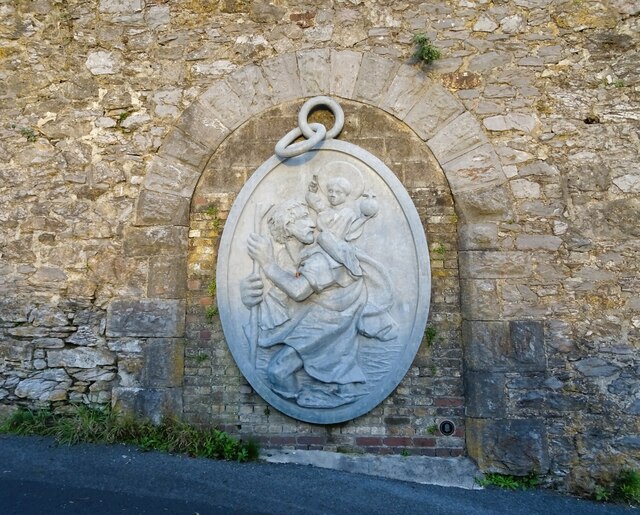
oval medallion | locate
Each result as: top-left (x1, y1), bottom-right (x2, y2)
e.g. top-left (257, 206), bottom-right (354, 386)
top-left (217, 108), bottom-right (431, 425)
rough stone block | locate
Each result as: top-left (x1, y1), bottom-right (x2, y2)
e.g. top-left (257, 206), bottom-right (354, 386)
top-left (134, 189), bottom-right (190, 227)
top-left (515, 235), bottom-right (563, 251)
top-left (466, 418), bottom-right (549, 474)
top-left (261, 54), bottom-right (303, 104)
top-left (464, 320), bottom-right (509, 371)
top-left (404, 84), bottom-right (464, 140)
top-left (509, 321), bottom-right (546, 371)
top-left (459, 251), bottom-right (533, 279)
top-left (483, 113), bottom-right (539, 133)
top-left (141, 338), bottom-right (185, 388)
top-left (143, 156), bottom-right (201, 198)
top-left (106, 299), bottom-right (186, 337)
top-left (441, 144), bottom-right (505, 193)
top-left (428, 112), bottom-right (488, 165)
top-left (465, 370), bottom-right (506, 417)
top-left (380, 64), bottom-right (432, 119)
top-left (353, 54), bottom-right (399, 105)
top-left (330, 50), bottom-right (362, 99)
top-left (458, 223), bottom-right (498, 250)
top-left (14, 369), bottom-right (72, 402)
top-left (112, 387), bottom-right (183, 424)
top-left (158, 128), bottom-right (211, 170)
top-left (175, 100), bottom-right (230, 150)
top-left (464, 320), bottom-right (546, 373)
top-left (297, 49), bottom-right (331, 97)
top-left (225, 64), bottom-right (273, 116)
top-left (575, 357), bottom-right (620, 378)
top-left (99, 0), bottom-right (143, 14)
top-left (147, 255), bottom-right (187, 299)
top-left (123, 226), bottom-right (188, 257)
top-left (0, 339), bottom-right (33, 361)
top-left (455, 183), bottom-right (514, 223)
top-left (200, 80), bottom-right (250, 130)
top-left (47, 347), bottom-right (116, 368)
top-left (460, 279), bottom-right (500, 320)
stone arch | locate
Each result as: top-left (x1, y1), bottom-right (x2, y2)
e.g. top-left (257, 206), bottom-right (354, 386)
top-left (116, 50), bottom-right (516, 459)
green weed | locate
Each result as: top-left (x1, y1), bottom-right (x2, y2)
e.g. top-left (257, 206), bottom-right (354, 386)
top-left (205, 305), bottom-right (218, 321)
top-left (613, 469), bottom-right (640, 504)
top-left (424, 326), bottom-right (438, 347)
top-left (476, 471), bottom-right (539, 490)
top-left (208, 279), bottom-right (217, 298)
top-left (0, 406), bottom-right (259, 463)
top-left (206, 206), bottom-right (222, 231)
top-left (412, 33), bottom-right (441, 65)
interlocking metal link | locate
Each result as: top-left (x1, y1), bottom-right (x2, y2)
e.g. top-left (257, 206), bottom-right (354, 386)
top-left (274, 122), bottom-right (326, 158)
top-left (274, 96), bottom-right (345, 158)
top-left (298, 96), bottom-right (345, 140)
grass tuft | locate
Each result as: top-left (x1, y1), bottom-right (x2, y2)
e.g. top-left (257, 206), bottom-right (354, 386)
top-left (476, 471), bottom-right (539, 490)
top-left (0, 406), bottom-right (259, 463)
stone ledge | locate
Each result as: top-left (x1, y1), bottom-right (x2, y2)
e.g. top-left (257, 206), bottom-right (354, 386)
top-left (262, 449), bottom-right (482, 490)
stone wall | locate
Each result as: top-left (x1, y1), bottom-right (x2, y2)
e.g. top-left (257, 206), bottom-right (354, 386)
top-left (1, 0), bottom-right (638, 494)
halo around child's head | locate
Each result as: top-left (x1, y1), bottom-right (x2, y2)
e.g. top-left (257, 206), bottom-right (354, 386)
top-left (316, 160), bottom-right (365, 199)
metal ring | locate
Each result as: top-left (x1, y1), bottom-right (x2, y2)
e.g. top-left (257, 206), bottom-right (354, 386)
top-left (274, 122), bottom-right (327, 158)
top-left (298, 96), bottom-right (344, 140)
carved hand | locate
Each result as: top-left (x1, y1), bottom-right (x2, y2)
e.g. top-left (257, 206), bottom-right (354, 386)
top-left (308, 174), bottom-right (319, 193)
top-left (240, 272), bottom-right (264, 308)
top-left (247, 232), bottom-right (274, 268)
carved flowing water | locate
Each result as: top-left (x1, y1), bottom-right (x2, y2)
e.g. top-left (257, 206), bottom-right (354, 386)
top-left (217, 97), bottom-right (431, 424)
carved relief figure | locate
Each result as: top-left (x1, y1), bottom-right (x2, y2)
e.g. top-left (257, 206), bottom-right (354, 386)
top-left (305, 161), bottom-right (378, 243)
top-left (240, 196), bottom-right (398, 409)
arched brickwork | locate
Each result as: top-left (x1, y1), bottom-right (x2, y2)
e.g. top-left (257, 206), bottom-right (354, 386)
top-left (117, 49), bottom-right (523, 464)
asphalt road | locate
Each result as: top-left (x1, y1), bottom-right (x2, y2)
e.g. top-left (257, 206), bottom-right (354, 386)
top-left (0, 435), bottom-right (636, 515)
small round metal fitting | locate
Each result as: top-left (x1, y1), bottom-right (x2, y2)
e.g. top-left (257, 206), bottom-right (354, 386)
top-left (439, 420), bottom-right (456, 436)
top-left (274, 122), bottom-right (327, 158)
top-left (298, 96), bottom-right (345, 140)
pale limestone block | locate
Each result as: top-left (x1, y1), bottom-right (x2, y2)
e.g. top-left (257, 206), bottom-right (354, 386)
top-left (473, 15), bottom-right (498, 32)
top-left (459, 251), bottom-right (533, 279)
top-left (380, 64), bottom-right (432, 119)
top-left (404, 83), bottom-right (464, 140)
top-left (511, 179), bottom-right (541, 199)
top-left (455, 184), bottom-right (514, 223)
top-left (516, 235), bottom-right (563, 251)
top-left (458, 223), bottom-right (499, 250)
top-left (159, 128), bottom-right (210, 169)
top-left (15, 370), bottom-right (72, 402)
top-left (428, 112), bottom-right (488, 165)
top-left (297, 49), bottom-right (331, 97)
top-left (484, 113), bottom-right (539, 133)
top-left (200, 80), bottom-right (249, 130)
top-left (612, 174), bottom-right (640, 193)
top-left (123, 226), bottom-right (188, 257)
top-left (495, 146), bottom-right (535, 165)
top-left (99, 0), bottom-right (144, 13)
top-left (330, 50), bottom-right (362, 98)
top-left (501, 14), bottom-right (526, 34)
top-left (47, 347), bottom-right (116, 368)
top-left (441, 143), bottom-right (505, 193)
top-left (175, 100), bottom-right (230, 150)
top-left (86, 51), bottom-right (120, 75)
top-left (135, 189), bottom-right (190, 227)
top-left (353, 54), bottom-right (399, 105)
top-left (225, 64), bottom-right (273, 116)
top-left (460, 279), bottom-right (500, 320)
top-left (106, 299), bottom-right (186, 337)
top-left (143, 156), bottom-right (200, 198)
top-left (261, 54), bottom-right (303, 104)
